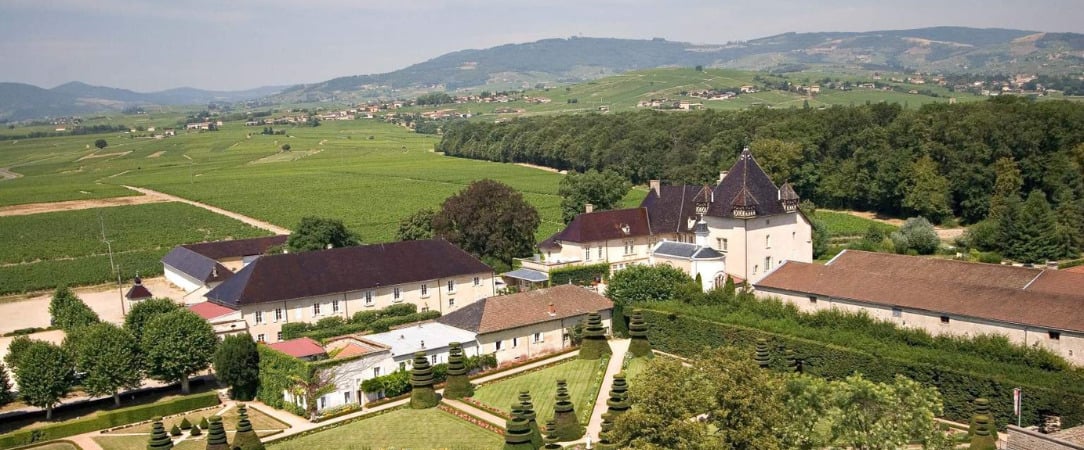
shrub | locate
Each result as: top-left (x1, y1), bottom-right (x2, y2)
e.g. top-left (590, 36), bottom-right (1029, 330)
top-left (170, 424), bottom-right (182, 436)
top-left (579, 312), bottom-right (612, 360)
top-left (383, 303), bottom-right (417, 317)
top-left (199, 416), bottom-right (210, 430)
top-left (891, 217), bottom-right (940, 255)
top-left (279, 323), bottom-right (312, 340)
top-left (978, 252), bottom-right (1003, 264)
top-left (351, 310), bottom-right (381, 325)
top-left (549, 263), bottom-right (611, 286)
top-left (179, 416), bottom-right (192, 430)
top-left (315, 316), bottom-right (346, 328)
top-left (189, 424), bottom-right (202, 436)
top-left (409, 352), bottom-right (439, 409)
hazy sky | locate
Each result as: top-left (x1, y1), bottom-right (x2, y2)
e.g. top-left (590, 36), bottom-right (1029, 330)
top-left (1, 0), bottom-right (1081, 92)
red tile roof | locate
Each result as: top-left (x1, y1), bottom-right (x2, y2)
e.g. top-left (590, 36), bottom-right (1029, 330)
top-left (1027, 270), bottom-right (1084, 297)
top-left (827, 250), bottom-right (1041, 290)
top-left (549, 208), bottom-right (651, 244)
top-left (1063, 265), bottom-right (1084, 275)
top-left (188, 302), bottom-right (237, 320)
top-left (439, 284), bottom-right (613, 334)
top-left (268, 337), bottom-right (327, 359)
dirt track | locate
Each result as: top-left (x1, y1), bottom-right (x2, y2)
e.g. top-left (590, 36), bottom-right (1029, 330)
top-left (0, 168), bottom-right (22, 181)
top-left (122, 186), bottom-right (291, 234)
top-left (0, 194), bottom-right (170, 216)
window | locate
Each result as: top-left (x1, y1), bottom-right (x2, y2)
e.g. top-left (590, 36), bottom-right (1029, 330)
top-left (344, 391), bottom-right (351, 403)
top-left (332, 300), bottom-right (340, 313)
top-left (448, 298), bottom-right (455, 308)
top-left (319, 396), bottom-right (326, 410)
top-left (431, 354), bottom-right (438, 364)
top-left (420, 284), bottom-right (428, 297)
top-left (365, 290), bottom-right (374, 306)
top-left (255, 311), bottom-right (264, 324)
top-left (808, 296), bottom-right (817, 304)
top-left (1050, 331), bottom-right (1061, 340)
top-left (257, 334), bottom-right (265, 343)
top-left (495, 340), bottom-right (503, 351)
top-left (585, 248), bottom-right (591, 261)
top-left (720, 238), bottom-right (728, 251)
top-left (940, 316), bottom-right (950, 324)
top-left (766, 235), bottom-right (771, 248)
top-left (792, 231), bottom-right (796, 240)
top-left (277, 331), bottom-right (283, 341)
top-left (624, 240), bottom-right (634, 255)
top-left (753, 265), bottom-right (759, 275)
top-left (892, 307), bottom-right (902, 318)
top-left (447, 280), bottom-right (455, 293)
top-left (274, 308), bottom-right (283, 322)
top-left (373, 367), bottom-right (381, 377)
top-left (597, 246), bottom-right (603, 259)
top-left (312, 303), bottom-right (321, 316)
top-left (473, 277), bottom-right (480, 286)
top-left (393, 287), bottom-right (401, 301)
top-left (533, 332), bottom-right (543, 343)
top-left (512, 337), bottom-right (519, 348)
top-left (399, 362), bottom-right (406, 371)
top-left (765, 256), bottom-right (772, 271)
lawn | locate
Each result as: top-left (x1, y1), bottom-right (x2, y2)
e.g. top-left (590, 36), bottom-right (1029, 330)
top-left (21, 442), bottom-right (82, 450)
top-left (813, 210), bottom-right (897, 238)
top-left (270, 408), bottom-right (503, 450)
top-left (471, 358), bottom-right (607, 423)
top-left (622, 356), bottom-right (650, 382)
top-left (0, 202), bottom-right (271, 294)
top-left (95, 431), bottom-right (281, 450)
top-left (114, 404), bottom-right (288, 434)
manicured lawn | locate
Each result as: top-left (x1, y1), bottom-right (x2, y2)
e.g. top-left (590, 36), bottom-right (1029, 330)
top-left (472, 358), bottom-right (607, 423)
top-left (270, 408), bottom-right (503, 450)
top-left (96, 431), bottom-right (280, 450)
top-left (623, 356), bottom-right (650, 382)
top-left (23, 442), bottom-right (82, 450)
top-left (116, 405), bottom-right (288, 434)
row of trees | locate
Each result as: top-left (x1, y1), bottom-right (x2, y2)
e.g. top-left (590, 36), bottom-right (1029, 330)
top-left (439, 97), bottom-right (1084, 257)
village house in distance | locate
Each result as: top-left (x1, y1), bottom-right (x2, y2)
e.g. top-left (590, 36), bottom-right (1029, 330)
top-left (516, 148), bottom-right (813, 288)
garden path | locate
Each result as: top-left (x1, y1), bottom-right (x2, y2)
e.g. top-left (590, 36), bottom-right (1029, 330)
top-left (581, 338), bottom-right (630, 444)
top-left (440, 399), bottom-right (506, 426)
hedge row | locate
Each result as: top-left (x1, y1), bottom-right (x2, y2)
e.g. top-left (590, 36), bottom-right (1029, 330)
top-left (282, 309), bottom-right (441, 342)
top-left (0, 391), bottom-right (219, 449)
top-left (548, 263), bottom-right (611, 286)
top-left (640, 309), bottom-right (1084, 429)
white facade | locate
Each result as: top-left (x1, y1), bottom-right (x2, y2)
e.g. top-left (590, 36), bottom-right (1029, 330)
top-left (164, 264), bottom-right (204, 293)
top-left (703, 213), bottom-right (813, 284)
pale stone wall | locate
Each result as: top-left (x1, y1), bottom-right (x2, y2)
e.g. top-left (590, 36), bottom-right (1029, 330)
top-left (1006, 426), bottom-right (1084, 450)
top-left (164, 265), bottom-right (203, 293)
top-left (706, 212), bottom-right (812, 284)
top-left (477, 311), bottom-right (612, 364)
top-left (757, 287), bottom-right (1084, 367)
top-left (544, 237), bottom-right (653, 269)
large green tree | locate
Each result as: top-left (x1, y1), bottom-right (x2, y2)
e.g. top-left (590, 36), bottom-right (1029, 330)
top-left (287, 216), bottom-right (361, 252)
top-left (395, 208), bottom-right (435, 241)
top-left (123, 297), bottom-right (181, 344)
top-left (890, 217), bottom-right (940, 255)
top-left (12, 340), bottom-right (74, 420)
top-left (431, 179), bottom-right (540, 266)
top-left (141, 309), bottom-right (217, 393)
top-left (65, 322), bottom-right (142, 406)
top-left (606, 264), bottom-right (699, 306)
top-left (48, 286), bottom-right (99, 332)
top-left (902, 156), bottom-right (952, 224)
top-left (0, 361), bottom-right (14, 406)
top-left (1003, 190), bottom-right (1063, 263)
top-left (213, 334), bottom-right (261, 400)
top-left (557, 169), bottom-right (631, 224)
top-left (749, 138), bottom-right (804, 185)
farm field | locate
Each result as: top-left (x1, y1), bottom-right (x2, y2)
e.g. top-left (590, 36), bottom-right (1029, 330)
top-left (812, 210), bottom-right (898, 238)
top-left (471, 358), bottom-right (606, 424)
top-left (269, 408), bottom-right (503, 450)
top-left (0, 203), bottom-right (270, 294)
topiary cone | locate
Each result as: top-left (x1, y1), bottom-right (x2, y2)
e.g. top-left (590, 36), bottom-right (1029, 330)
top-left (517, 391), bottom-right (543, 449)
top-left (553, 379), bottom-right (584, 440)
top-left (579, 311), bottom-right (612, 360)
top-left (444, 342), bottom-right (474, 399)
top-left (148, 417), bottom-right (174, 450)
top-left (754, 339), bottom-right (771, 369)
top-left (542, 420), bottom-right (562, 449)
top-left (504, 416), bottom-right (535, 450)
top-left (627, 309), bottom-right (653, 358)
top-left (205, 416), bottom-right (229, 450)
top-left (231, 404), bottom-right (265, 450)
top-left (969, 412), bottom-right (997, 450)
top-left (409, 351), bottom-right (439, 408)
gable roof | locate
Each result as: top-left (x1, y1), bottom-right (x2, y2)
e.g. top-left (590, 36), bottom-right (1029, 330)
top-left (1026, 270), bottom-right (1084, 297)
top-left (162, 246), bottom-right (232, 284)
top-left (182, 235), bottom-right (287, 260)
top-left (438, 284), bottom-right (614, 334)
top-left (707, 148), bottom-right (788, 218)
top-left (652, 241), bottom-right (724, 260)
top-left (364, 322), bottom-right (477, 358)
top-left (268, 337), bottom-right (327, 359)
top-left (755, 254), bottom-right (1084, 333)
top-left (188, 301), bottom-right (237, 320)
top-left (205, 239), bottom-right (492, 307)
top-left (828, 250), bottom-right (1041, 290)
top-left (640, 185), bottom-right (700, 234)
top-left (549, 208), bottom-right (651, 244)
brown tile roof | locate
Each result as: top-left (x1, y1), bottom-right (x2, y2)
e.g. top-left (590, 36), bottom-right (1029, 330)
top-left (550, 208), bottom-right (651, 243)
top-left (1026, 270), bottom-right (1084, 297)
top-left (206, 239), bottom-right (492, 307)
top-left (438, 284), bottom-right (613, 334)
top-left (1064, 265), bottom-right (1084, 274)
top-left (755, 260), bottom-right (1084, 333)
top-left (828, 250), bottom-right (1041, 290)
top-left (326, 337), bottom-right (389, 360)
top-left (268, 337), bottom-right (327, 359)
top-left (183, 235), bottom-right (287, 260)
top-left (640, 185), bottom-right (699, 234)
top-left (188, 301), bottom-right (237, 320)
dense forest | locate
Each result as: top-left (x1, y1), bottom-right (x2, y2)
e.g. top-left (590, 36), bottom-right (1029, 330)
top-left (440, 97), bottom-right (1084, 260)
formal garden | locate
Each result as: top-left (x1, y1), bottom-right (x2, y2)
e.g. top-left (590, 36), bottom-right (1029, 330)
top-left (270, 408), bottom-right (503, 450)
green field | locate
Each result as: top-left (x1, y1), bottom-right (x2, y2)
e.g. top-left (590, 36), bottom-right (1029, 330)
top-left (812, 210), bottom-right (898, 238)
top-left (471, 358), bottom-right (606, 423)
top-left (0, 203), bottom-right (270, 294)
top-left (269, 408), bottom-right (502, 450)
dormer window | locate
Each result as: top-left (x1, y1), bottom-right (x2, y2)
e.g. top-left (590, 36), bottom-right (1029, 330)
top-left (621, 224), bottom-right (630, 235)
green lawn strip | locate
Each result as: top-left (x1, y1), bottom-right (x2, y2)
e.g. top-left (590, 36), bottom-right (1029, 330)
top-left (471, 358), bottom-right (605, 423)
top-left (17, 441), bottom-right (82, 450)
top-left (268, 408), bottom-right (502, 450)
top-left (96, 430), bottom-right (280, 450)
top-left (114, 405), bottom-right (287, 434)
top-left (622, 357), bottom-right (649, 382)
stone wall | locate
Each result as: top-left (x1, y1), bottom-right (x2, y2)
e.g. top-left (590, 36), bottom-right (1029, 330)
top-left (1006, 426), bottom-right (1084, 450)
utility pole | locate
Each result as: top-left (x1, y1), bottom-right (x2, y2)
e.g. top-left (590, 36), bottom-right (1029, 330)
top-left (100, 212), bottom-right (125, 315)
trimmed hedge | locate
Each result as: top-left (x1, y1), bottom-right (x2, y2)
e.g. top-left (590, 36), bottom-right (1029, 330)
top-left (0, 391), bottom-right (219, 448)
top-left (280, 304), bottom-right (432, 341)
top-left (640, 308), bottom-right (1084, 429)
top-left (548, 263), bottom-right (611, 286)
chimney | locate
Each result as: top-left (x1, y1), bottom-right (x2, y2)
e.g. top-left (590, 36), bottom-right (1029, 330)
top-left (649, 180), bottom-right (661, 196)
top-left (420, 340), bottom-right (425, 348)
top-left (548, 302), bottom-right (557, 317)
top-left (211, 266), bottom-right (218, 278)
top-left (584, 203), bottom-right (594, 214)
top-left (719, 171), bottom-right (729, 183)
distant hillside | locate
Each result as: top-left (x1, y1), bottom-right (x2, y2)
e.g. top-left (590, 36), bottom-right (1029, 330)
top-left (278, 27), bottom-right (1083, 102)
top-left (0, 82), bottom-right (285, 122)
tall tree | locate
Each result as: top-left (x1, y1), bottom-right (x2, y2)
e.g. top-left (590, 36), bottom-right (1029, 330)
top-left (13, 340), bottom-right (74, 420)
top-left (124, 297), bottom-right (181, 344)
top-left (65, 322), bottom-right (142, 406)
top-left (987, 157), bottom-right (1023, 221)
top-left (431, 179), bottom-right (540, 266)
top-left (1005, 190), bottom-right (1062, 263)
top-left (0, 362), bottom-right (13, 406)
top-left (141, 309), bottom-right (217, 394)
top-left (749, 139), bottom-right (804, 185)
top-left (288, 368), bottom-right (335, 421)
top-left (557, 169), bottom-right (631, 224)
top-left (286, 216), bottom-right (361, 252)
top-left (902, 156), bottom-right (952, 224)
top-left (4, 336), bottom-right (32, 369)
top-left (48, 286), bottom-right (99, 333)
top-left (213, 334), bottom-right (261, 401)
top-left (395, 208), bottom-right (435, 241)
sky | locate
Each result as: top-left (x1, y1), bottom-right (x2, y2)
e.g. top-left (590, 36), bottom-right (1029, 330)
top-left (1, 0), bottom-right (1082, 92)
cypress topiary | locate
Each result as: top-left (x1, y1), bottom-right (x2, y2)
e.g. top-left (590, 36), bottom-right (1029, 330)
top-left (754, 339), bottom-right (770, 369)
top-left (179, 416), bottom-right (192, 430)
top-left (785, 349), bottom-right (799, 373)
top-left (199, 416), bottom-right (210, 430)
top-left (578, 311), bottom-right (612, 360)
top-left (542, 420), bottom-right (562, 449)
top-left (969, 398), bottom-right (999, 442)
top-left (443, 342), bottom-right (474, 399)
top-left (627, 309), bottom-right (653, 358)
top-left (189, 424), bottom-right (202, 436)
top-left (148, 417), bottom-right (173, 449)
top-left (970, 409), bottom-right (997, 450)
top-left (205, 416), bottom-right (229, 450)
top-left (517, 391), bottom-right (543, 449)
top-left (231, 404), bottom-right (265, 450)
top-left (552, 379), bottom-right (584, 440)
top-left (409, 351), bottom-right (439, 408)
top-left (170, 424), bottom-right (182, 437)
top-left (503, 416), bottom-right (536, 450)
top-left (600, 373), bottom-right (631, 446)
